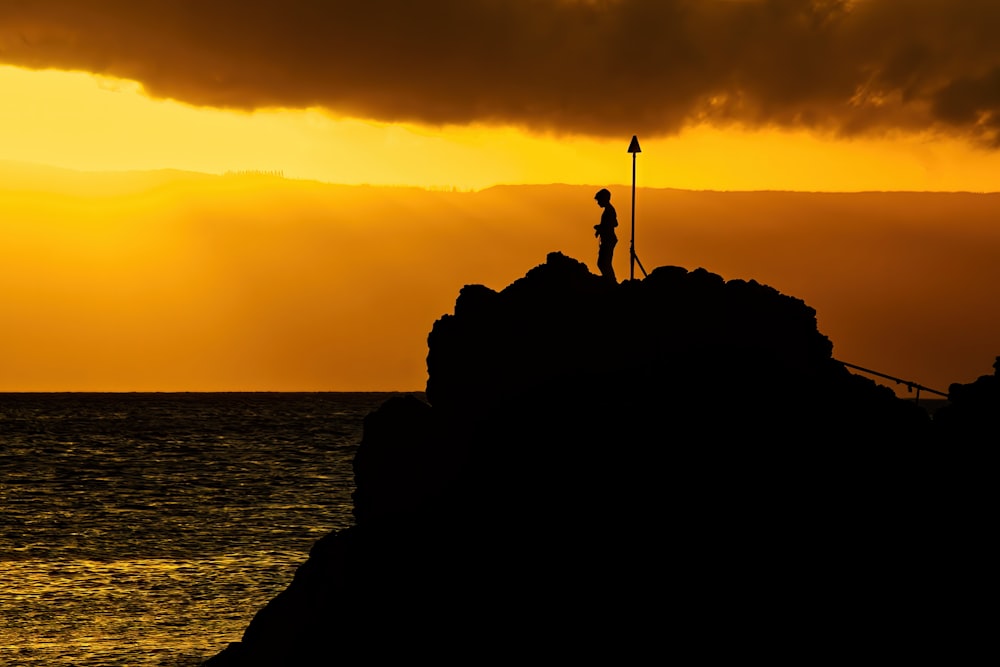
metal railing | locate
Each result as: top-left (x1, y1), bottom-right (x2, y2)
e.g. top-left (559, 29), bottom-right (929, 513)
top-left (834, 358), bottom-right (948, 406)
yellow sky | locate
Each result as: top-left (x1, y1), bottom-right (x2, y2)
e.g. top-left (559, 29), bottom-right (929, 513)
top-left (4, 65), bottom-right (1000, 193)
top-left (3, 2), bottom-right (1000, 394)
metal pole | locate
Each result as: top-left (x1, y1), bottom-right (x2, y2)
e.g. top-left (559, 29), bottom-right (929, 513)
top-left (627, 135), bottom-right (641, 281)
top-left (631, 150), bottom-right (636, 281)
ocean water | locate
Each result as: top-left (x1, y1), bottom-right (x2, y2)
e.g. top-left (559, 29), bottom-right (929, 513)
top-left (0, 392), bottom-right (407, 666)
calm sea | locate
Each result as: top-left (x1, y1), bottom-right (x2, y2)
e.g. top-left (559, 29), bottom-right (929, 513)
top-left (0, 392), bottom-right (408, 667)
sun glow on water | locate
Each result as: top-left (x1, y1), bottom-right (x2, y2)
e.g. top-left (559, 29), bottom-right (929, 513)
top-left (0, 392), bottom-right (395, 665)
top-left (0, 556), bottom-right (288, 666)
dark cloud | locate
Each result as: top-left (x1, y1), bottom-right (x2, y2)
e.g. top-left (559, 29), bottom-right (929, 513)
top-left (3, 0), bottom-right (1000, 143)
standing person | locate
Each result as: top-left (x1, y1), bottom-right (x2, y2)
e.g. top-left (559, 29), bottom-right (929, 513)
top-left (593, 188), bottom-right (618, 283)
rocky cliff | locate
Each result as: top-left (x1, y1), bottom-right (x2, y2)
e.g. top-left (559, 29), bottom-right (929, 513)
top-left (203, 253), bottom-right (988, 666)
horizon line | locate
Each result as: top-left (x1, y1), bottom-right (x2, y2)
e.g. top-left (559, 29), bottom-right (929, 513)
top-left (2, 159), bottom-right (999, 196)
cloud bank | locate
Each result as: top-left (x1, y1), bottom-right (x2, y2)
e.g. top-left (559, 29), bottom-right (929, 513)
top-left (3, 1), bottom-right (1000, 143)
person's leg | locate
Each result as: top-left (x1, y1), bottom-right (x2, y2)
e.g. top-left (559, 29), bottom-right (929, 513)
top-left (598, 242), bottom-right (616, 283)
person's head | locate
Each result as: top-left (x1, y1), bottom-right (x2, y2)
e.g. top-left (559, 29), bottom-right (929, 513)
top-left (594, 188), bottom-right (611, 206)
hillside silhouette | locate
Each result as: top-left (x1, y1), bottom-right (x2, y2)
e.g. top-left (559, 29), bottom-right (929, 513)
top-left (3, 163), bottom-right (999, 392)
top-left (202, 253), bottom-right (991, 665)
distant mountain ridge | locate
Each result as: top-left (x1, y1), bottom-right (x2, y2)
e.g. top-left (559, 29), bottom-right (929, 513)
top-left (2, 160), bottom-right (998, 392)
top-left (8, 158), bottom-right (1000, 194)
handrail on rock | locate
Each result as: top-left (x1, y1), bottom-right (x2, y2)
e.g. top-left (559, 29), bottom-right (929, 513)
top-left (834, 358), bottom-right (948, 406)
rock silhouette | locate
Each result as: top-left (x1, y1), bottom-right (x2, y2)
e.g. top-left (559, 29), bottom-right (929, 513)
top-left (203, 253), bottom-right (986, 666)
top-left (933, 356), bottom-right (1000, 435)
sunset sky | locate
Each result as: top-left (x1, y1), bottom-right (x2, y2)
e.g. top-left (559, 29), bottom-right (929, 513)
top-left (2, 0), bottom-right (999, 392)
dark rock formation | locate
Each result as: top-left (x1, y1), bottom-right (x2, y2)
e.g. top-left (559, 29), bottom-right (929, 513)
top-left (933, 356), bottom-right (1000, 436)
top-left (203, 253), bottom-right (985, 666)
top-left (424, 252), bottom-right (927, 441)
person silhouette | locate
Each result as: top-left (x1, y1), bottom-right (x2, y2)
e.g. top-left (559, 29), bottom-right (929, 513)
top-left (593, 188), bottom-right (618, 283)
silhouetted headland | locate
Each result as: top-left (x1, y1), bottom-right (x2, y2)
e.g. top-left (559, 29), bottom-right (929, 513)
top-left (203, 252), bottom-right (992, 665)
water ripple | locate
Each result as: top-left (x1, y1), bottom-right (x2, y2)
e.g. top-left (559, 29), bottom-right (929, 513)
top-left (0, 392), bottom-right (407, 666)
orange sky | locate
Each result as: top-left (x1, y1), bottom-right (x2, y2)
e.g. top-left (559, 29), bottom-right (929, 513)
top-left (2, 1), bottom-right (999, 391)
